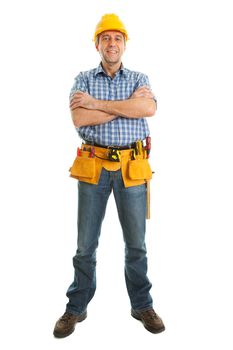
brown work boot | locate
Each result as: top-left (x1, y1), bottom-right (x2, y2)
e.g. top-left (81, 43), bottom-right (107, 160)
top-left (53, 311), bottom-right (87, 338)
top-left (131, 308), bottom-right (165, 334)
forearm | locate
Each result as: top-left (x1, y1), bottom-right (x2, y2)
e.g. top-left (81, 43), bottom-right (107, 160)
top-left (71, 107), bottom-right (116, 127)
top-left (92, 98), bottom-right (156, 118)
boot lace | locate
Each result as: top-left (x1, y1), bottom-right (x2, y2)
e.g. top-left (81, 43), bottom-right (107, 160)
top-left (143, 309), bottom-right (158, 320)
top-left (59, 312), bottom-right (74, 324)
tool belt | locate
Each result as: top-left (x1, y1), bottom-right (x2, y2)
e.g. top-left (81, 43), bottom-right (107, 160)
top-left (69, 143), bottom-right (153, 188)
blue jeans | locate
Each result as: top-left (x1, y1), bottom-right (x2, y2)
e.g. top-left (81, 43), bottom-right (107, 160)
top-left (66, 169), bottom-right (153, 315)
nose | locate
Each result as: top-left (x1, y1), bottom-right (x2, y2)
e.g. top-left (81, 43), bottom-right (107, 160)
top-left (108, 38), bottom-right (117, 47)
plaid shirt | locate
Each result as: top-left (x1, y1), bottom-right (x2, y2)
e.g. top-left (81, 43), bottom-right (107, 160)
top-left (70, 64), bottom-right (155, 146)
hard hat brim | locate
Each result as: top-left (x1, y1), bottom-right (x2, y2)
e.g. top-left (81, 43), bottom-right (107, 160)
top-left (93, 28), bottom-right (128, 42)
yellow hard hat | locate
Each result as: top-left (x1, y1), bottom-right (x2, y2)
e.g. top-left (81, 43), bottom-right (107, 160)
top-left (93, 13), bottom-right (129, 42)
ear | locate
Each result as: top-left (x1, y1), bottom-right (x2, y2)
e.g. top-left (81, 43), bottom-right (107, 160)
top-left (123, 37), bottom-right (127, 51)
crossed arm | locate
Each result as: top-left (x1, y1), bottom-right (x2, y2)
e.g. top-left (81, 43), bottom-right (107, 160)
top-left (70, 86), bottom-right (157, 128)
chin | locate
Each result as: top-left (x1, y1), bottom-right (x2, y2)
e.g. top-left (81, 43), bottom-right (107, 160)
top-left (106, 58), bottom-right (120, 64)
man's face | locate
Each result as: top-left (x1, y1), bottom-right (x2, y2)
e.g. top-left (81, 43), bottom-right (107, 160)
top-left (96, 30), bottom-right (126, 65)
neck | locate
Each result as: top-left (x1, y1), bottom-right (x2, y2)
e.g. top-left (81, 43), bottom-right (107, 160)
top-left (101, 61), bottom-right (122, 78)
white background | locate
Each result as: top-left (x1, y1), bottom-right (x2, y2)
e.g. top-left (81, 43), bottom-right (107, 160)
top-left (0, 0), bottom-right (233, 349)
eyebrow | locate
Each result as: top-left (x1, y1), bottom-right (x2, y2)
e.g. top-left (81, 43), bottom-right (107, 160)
top-left (101, 34), bottom-right (123, 39)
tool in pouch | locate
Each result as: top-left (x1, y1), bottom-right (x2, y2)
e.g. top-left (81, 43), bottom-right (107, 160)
top-left (108, 148), bottom-right (121, 162)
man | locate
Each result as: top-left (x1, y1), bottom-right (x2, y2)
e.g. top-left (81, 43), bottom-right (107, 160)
top-left (53, 13), bottom-right (165, 337)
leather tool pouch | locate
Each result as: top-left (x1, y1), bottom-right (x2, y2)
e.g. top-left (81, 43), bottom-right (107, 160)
top-left (128, 158), bottom-right (152, 180)
top-left (70, 151), bottom-right (95, 179)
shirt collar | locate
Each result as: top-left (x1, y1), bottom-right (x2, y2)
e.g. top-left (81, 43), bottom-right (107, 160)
top-left (94, 63), bottom-right (128, 78)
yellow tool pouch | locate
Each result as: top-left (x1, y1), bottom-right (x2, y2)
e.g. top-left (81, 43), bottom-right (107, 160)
top-left (69, 145), bottom-right (153, 219)
top-left (69, 145), bottom-right (153, 188)
top-left (120, 153), bottom-right (152, 188)
top-left (70, 154), bottom-right (95, 178)
top-left (128, 158), bottom-right (152, 180)
top-left (69, 150), bottom-right (102, 184)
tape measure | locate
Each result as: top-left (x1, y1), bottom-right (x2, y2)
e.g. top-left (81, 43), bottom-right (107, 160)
top-left (108, 149), bottom-right (121, 162)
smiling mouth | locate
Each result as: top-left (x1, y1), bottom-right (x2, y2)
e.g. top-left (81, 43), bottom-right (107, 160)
top-left (106, 50), bottom-right (118, 54)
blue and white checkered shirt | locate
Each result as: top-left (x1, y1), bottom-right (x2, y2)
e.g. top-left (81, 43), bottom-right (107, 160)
top-left (70, 64), bottom-right (155, 146)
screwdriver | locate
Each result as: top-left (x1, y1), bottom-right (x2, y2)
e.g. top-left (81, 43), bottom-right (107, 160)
top-left (146, 136), bottom-right (151, 158)
top-left (89, 147), bottom-right (95, 158)
top-left (77, 147), bottom-right (81, 156)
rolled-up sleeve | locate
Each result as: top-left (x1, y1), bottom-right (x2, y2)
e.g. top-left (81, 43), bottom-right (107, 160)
top-left (69, 72), bottom-right (87, 100)
top-left (136, 73), bottom-right (157, 104)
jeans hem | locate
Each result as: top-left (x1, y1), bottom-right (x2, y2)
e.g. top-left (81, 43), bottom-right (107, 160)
top-left (65, 307), bottom-right (87, 316)
top-left (131, 305), bottom-right (153, 312)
